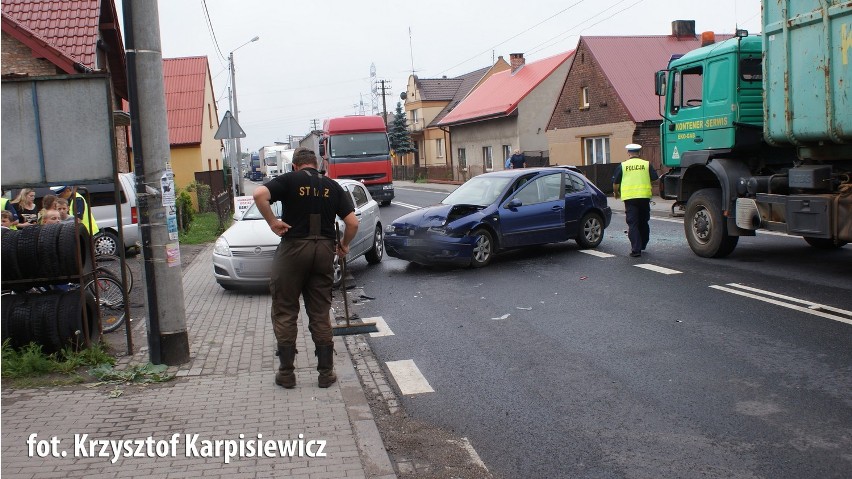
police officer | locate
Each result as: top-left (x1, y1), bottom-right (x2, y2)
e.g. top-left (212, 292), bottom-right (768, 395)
top-left (253, 148), bottom-right (359, 389)
top-left (51, 185), bottom-right (100, 236)
top-left (612, 143), bottom-right (658, 257)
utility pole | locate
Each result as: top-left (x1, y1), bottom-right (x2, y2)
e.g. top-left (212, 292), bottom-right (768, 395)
top-left (229, 52), bottom-right (243, 195)
top-left (122, 0), bottom-right (190, 365)
top-left (311, 119), bottom-right (319, 131)
top-left (379, 80), bottom-right (391, 127)
top-left (227, 86), bottom-right (239, 197)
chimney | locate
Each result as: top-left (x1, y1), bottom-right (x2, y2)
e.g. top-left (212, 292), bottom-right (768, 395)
top-left (671, 20), bottom-right (696, 39)
top-left (510, 53), bottom-right (525, 72)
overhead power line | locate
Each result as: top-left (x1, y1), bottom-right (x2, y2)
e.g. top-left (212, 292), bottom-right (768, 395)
top-left (435, 0), bottom-right (587, 76)
top-left (200, 0), bottom-right (227, 65)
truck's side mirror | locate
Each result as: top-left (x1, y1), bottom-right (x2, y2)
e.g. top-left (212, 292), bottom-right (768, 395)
top-left (318, 137), bottom-right (327, 157)
top-left (655, 71), bottom-right (667, 96)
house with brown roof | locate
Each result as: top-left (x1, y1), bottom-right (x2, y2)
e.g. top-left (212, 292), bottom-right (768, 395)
top-left (162, 56), bottom-right (223, 209)
top-left (402, 57), bottom-right (509, 175)
top-left (1, 0), bottom-right (130, 171)
top-left (546, 21), bottom-right (730, 176)
top-left (437, 52), bottom-right (574, 181)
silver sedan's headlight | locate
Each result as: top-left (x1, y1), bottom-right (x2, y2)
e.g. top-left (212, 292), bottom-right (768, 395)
top-left (213, 237), bottom-right (231, 256)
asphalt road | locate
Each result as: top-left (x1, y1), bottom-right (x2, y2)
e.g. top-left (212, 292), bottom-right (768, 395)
top-left (342, 186), bottom-right (852, 479)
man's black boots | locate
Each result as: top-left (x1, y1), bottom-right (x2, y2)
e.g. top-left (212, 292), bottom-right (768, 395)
top-left (316, 344), bottom-right (337, 388)
top-left (275, 344), bottom-right (297, 389)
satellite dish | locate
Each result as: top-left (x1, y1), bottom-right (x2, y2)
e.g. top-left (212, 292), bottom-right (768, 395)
top-left (400, 92), bottom-right (407, 100)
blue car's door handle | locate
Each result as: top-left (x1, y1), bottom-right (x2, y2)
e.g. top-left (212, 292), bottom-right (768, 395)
top-left (551, 205), bottom-right (563, 211)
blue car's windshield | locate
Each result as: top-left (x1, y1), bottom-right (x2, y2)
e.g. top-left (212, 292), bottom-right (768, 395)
top-left (441, 176), bottom-right (513, 207)
top-left (241, 201), bottom-right (282, 220)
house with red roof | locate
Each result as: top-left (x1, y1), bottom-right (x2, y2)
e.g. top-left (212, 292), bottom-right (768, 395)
top-left (162, 56), bottom-right (223, 209)
top-left (546, 21), bottom-right (731, 177)
top-left (402, 57), bottom-right (510, 175)
top-left (1, 0), bottom-right (130, 171)
top-left (437, 51), bottom-right (574, 180)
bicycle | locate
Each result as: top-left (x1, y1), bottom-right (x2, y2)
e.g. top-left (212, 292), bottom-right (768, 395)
top-left (82, 273), bottom-right (126, 333)
top-left (94, 253), bottom-right (133, 293)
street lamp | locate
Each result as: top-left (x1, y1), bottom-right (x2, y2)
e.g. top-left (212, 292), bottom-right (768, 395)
top-left (229, 35), bottom-right (259, 195)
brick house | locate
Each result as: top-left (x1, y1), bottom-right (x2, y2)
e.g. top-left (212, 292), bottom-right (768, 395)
top-left (1, 0), bottom-right (130, 172)
top-left (437, 51), bottom-right (574, 181)
top-left (402, 57), bottom-right (509, 174)
top-left (546, 21), bottom-right (729, 179)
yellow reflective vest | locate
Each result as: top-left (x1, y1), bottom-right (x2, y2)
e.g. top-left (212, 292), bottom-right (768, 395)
top-left (71, 192), bottom-right (100, 235)
top-left (619, 158), bottom-right (652, 200)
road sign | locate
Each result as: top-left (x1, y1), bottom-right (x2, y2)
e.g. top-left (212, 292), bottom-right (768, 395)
top-left (214, 110), bottom-right (246, 139)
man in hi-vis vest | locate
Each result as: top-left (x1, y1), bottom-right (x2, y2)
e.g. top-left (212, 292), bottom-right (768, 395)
top-left (612, 143), bottom-right (658, 257)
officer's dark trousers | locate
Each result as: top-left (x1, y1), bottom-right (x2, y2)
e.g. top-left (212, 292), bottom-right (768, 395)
top-left (624, 198), bottom-right (651, 254)
top-left (270, 238), bottom-right (335, 347)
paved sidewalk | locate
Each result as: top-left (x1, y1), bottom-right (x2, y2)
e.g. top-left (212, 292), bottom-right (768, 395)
top-left (1, 244), bottom-right (396, 479)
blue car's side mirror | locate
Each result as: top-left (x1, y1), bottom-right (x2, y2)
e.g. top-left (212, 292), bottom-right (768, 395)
top-left (507, 198), bottom-right (522, 208)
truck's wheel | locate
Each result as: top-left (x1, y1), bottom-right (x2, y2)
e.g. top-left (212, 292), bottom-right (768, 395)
top-left (803, 237), bottom-right (848, 249)
top-left (684, 188), bottom-right (738, 258)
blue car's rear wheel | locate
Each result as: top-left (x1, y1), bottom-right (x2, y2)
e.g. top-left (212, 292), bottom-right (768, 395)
top-left (576, 212), bottom-right (604, 248)
top-left (470, 229), bottom-right (494, 268)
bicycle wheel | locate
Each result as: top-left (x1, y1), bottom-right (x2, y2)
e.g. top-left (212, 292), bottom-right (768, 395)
top-left (95, 253), bottom-right (133, 293)
top-left (85, 275), bottom-right (126, 333)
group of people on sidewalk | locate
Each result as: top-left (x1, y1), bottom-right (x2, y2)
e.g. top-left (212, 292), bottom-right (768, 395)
top-left (1, 186), bottom-right (98, 234)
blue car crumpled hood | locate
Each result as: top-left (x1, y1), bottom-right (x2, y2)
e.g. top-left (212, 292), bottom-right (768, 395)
top-left (393, 203), bottom-right (487, 229)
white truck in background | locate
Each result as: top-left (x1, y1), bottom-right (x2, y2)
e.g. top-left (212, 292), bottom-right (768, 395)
top-left (258, 145), bottom-right (295, 181)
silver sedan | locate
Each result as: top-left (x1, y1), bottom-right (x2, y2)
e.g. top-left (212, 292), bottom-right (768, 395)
top-left (212, 179), bottom-right (384, 290)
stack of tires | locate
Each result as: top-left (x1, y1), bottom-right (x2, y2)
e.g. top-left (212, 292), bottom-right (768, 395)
top-left (1, 222), bottom-right (93, 281)
top-left (1, 222), bottom-right (98, 352)
top-left (1, 290), bottom-right (99, 353)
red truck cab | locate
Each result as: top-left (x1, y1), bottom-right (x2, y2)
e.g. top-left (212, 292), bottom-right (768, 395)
top-left (319, 116), bottom-right (394, 205)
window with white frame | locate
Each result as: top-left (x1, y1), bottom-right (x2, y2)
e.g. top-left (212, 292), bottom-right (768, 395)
top-left (502, 145), bottom-right (511, 163)
top-left (583, 136), bottom-right (610, 165)
top-left (581, 87), bottom-right (590, 109)
top-left (483, 146), bottom-right (493, 171)
top-left (436, 138), bottom-right (445, 158)
top-left (457, 148), bottom-right (466, 168)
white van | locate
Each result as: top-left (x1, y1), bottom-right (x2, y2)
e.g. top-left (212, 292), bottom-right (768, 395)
top-left (89, 172), bottom-right (139, 255)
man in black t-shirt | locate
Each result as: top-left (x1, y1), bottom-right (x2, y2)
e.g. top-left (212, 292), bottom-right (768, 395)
top-left (253, 148), bottom-right (359, 389)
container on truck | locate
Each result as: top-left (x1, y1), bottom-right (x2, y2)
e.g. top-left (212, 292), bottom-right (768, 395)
top-left (654, 3), bottom-right (851, 257)
top-left (318, 115), bottom-right (394, 206)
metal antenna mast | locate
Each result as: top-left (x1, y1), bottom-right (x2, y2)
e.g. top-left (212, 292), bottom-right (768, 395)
top-left (370, 63), bottom-right (379, 115)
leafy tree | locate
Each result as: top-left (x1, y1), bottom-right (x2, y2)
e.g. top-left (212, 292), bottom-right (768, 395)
top-left (388, 102), bottom-right (416, 159)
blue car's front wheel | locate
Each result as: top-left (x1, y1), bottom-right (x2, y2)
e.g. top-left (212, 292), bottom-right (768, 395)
top-left (469, 229), bottom-right (494, 268)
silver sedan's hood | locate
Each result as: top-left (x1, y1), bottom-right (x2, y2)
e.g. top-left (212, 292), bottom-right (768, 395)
top-left (221, 219), bottom-right (280, 248)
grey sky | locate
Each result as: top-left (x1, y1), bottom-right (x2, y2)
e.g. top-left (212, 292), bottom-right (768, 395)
top-left (119, 1), bottom-right (762, 153)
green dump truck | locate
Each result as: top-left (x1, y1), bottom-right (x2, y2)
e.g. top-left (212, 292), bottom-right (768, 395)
top-left (655, 3), bottom-right (851, 257)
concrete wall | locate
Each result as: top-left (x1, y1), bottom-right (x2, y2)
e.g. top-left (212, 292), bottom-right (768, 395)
top-left (199, 64), bottom-right (223, 175)
top-left (547, 121), bottom-right (636, 166)
top-left (517, 56), bottom-right (573, 154)
top-left (449, 116), bottom-right (517, 176)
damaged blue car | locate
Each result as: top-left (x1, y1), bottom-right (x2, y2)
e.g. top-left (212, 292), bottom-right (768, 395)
top-left (384, 167), bottom-right (612, 268)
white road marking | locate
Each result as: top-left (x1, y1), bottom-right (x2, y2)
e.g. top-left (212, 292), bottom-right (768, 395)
top-left (578, 249), bottom-right (615, 258)
top-left (651, 217), bottom-right (684, 224)
top-left (634, 264), bottom-right (683, 275)
top-left (392, 201), bottom-right (421, 210)
top-left (366, 316), bottom-right (394, 337)
top-left (386, 359), bottom-right (434, 395)
top-left (448, 437), bottom-right (489, 472)
top-left (710, 283), bottom-right (852, 326)
top-left (395, 187), bottom-right (449, 194)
